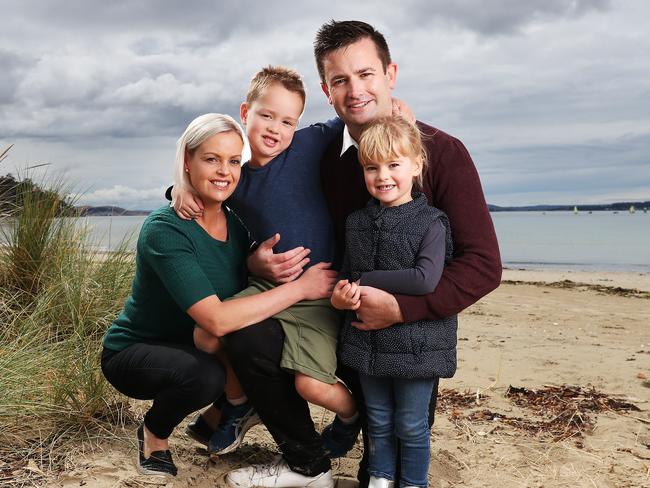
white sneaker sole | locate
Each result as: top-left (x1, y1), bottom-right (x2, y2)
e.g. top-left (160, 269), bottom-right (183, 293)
top-left (210, 413), bottom-right (261, 457)
top-left (226, 470), bottom-right (334, 488)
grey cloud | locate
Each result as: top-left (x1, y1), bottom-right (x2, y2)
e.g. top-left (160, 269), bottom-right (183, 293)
top-left (401, 0), bottom-right (612, 35)
top-left (1, 0), bottom-right (648, 208)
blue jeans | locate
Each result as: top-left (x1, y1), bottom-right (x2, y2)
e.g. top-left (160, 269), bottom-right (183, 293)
top-left (360, 374), bottom-right (436, 488)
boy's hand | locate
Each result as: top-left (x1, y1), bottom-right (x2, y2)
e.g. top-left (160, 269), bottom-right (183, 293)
top-left (351, 286), bottom-right (403, 330)
top-left (331, 279), bottom-right (361, 310)
top-left (391, 98), bottom-right (416, 124)
top-left (247, 233), bottom-right (311, 284)
top-left (173, 188), bottom-right (204, 220)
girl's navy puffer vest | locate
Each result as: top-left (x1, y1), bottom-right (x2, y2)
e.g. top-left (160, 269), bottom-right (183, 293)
top-left (339, 193), bottom-right (457, 379)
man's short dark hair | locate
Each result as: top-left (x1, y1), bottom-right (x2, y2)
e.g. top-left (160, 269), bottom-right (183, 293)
top-left (314, 20), bottom-right (391, 85)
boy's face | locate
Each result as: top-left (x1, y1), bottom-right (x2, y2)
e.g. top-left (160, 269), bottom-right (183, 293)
top-left (240, 83), bottom-right (304, 167)
top-left (320, 37), bottom-right (396, 139)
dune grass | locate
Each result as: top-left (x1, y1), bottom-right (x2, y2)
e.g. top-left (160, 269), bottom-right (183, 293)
top-left (0, 171), bottom-right (136, 471)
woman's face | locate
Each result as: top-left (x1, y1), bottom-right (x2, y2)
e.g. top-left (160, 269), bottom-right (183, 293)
top-left (184, 131), bottom-right (243, 207)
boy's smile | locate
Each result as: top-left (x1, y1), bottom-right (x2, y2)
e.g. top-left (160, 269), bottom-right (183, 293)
top-left (240, 83), bottom-right (304, 167)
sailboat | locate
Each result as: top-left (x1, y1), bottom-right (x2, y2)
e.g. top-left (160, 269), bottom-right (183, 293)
top-left (629, 205), bottom-right (636, 214)
top-left (573, 206), bottom-right (578, 214)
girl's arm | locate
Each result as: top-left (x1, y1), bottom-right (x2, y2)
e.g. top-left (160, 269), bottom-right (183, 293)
top-left (359, 220), bottom-right (446, 295)
top-left (188, 262), bottom-right (336, 337)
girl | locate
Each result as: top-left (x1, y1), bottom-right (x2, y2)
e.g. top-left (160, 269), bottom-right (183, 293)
top-left (331, 116), bottom-right (456, 488)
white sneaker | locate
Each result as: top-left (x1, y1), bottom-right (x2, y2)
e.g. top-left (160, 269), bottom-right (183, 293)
top-left (368, 476), bottom-right (394, 488)
top-left (226, 457), bottom-right (333, 488)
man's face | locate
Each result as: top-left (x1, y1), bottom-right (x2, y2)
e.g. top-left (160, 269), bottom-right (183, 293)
top-left (321, 37), bottom-right (397, 137)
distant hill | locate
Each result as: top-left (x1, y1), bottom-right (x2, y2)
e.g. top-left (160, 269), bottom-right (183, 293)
top-left (488, 201), bottom-right (650, 212)
top-left (75, 206), bottom-right (150, 216)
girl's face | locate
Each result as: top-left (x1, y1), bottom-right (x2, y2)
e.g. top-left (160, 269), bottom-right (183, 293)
top-left (184, 131), bottom-right (243, 208)
top-left (362, 154), bottom-right (421, 207)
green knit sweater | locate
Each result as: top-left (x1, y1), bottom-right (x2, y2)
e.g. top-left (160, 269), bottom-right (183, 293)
top-left (103, 205), bottom-right (249, 351)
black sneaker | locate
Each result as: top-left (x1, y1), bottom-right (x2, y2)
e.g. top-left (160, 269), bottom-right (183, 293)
top-left (321, 416), bottom-right (361, 458)
top-left (136, 423), bottom-right (178, 477)
top-left (184, 413), bottom-right (214, 447)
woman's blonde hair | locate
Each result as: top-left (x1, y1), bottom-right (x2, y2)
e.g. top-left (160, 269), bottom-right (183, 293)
top-left (171, 113), bottom-right (245, 207)
top-left (358, 116), bottom-right (428, 190)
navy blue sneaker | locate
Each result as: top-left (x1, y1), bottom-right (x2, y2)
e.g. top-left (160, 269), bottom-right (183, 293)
top-left (208, 402), bottom-right (260, 456)
top-left (184, 413), bottom-right (214, 447)
top-left (321, 416), bottom-right (361, 458)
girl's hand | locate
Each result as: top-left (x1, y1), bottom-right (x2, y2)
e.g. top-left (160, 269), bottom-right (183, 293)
top-left (297, 262), bottom-right (338, 300)
top-left (331, 279), bottom-right (361, 310)
top-left (172, 187), bottom-right (205, 220)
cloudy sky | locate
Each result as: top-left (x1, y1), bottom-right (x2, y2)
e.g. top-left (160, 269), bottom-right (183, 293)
top-left (1, 0), bottom-right (648, 209)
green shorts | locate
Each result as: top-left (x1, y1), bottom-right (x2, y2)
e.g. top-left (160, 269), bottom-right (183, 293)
top-left (232, 276), bottom-right (342, 384)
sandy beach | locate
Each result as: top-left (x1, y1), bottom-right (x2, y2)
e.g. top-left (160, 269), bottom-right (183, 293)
top-left (30, 269), bottom-right (648, 487)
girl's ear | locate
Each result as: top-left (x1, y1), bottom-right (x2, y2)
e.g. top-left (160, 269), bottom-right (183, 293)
top-left (413, 156), bottom-right (423, 176)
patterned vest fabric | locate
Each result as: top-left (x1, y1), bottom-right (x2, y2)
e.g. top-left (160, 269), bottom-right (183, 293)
top-left (339, 193), bottom-right (458, 379)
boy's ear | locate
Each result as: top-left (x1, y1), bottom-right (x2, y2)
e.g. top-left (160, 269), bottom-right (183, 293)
top-left (320, 83), bottom-right (333, 106)
top-left (240, 102), bottom-right (249, 126)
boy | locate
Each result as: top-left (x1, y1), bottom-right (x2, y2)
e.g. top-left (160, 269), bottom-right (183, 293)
top-left (173, 66), bottom-right (360, 470)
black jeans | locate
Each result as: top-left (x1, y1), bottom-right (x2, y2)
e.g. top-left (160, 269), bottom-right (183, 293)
top-left (223, 318), bottom-right (440, 484)
top-left (223, 318), bottom-right (331, 476)
top-left (101, 342), bottom-right (226, 439)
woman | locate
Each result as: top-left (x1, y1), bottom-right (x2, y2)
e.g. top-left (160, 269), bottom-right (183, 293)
top-left (101, 113), bottom-right (336, 477)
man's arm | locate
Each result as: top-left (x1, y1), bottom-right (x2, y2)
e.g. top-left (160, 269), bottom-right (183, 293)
top-left (395, 127), bottom-right (501, 322)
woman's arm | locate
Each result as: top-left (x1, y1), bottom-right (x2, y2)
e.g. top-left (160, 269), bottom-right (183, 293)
top-left (188, 262), bottom-right (336, 337)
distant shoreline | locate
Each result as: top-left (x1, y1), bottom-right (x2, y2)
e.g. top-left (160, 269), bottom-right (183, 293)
top-left (75, 200), bottom-right (650, 216)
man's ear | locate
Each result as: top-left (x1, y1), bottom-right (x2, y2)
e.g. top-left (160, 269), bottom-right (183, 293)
top-left (240, 102), bottom-right (249, 126)
top-left (321, 83), bottom-right (333, 106)
top-left (386, 63), bottom-right (398, 90)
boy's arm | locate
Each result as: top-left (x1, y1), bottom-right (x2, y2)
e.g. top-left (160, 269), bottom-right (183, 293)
top-left (359, 220), bottom-right (446, 295)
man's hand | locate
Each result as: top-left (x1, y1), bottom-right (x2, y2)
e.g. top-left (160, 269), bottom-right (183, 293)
top-left (247, 233), bottom-right (311, 283)
top-left (351, 286), bottom-right (404, 330)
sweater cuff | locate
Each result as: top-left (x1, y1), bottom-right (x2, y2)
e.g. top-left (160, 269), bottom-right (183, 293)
top-left (395, 293), bottom-right (441, 323)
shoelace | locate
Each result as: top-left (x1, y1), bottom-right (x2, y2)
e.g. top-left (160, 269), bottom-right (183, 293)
top-left (216, 408), bottom-right (253, 434)
top-left (249, 457), bottom-right (285, 477)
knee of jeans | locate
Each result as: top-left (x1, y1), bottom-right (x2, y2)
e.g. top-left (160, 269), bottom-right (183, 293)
top-left (366, 415), bottom-right (393, 437)
top-left (394, 415), bottom-right (429, 443)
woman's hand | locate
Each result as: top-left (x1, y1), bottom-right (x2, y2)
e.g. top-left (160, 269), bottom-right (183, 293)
top-left (172, 187), bottom-right (205, 220)
top-left (331, 279), bottom-right (361, 310)
top-left (297, 262), bottom-right (338, 300)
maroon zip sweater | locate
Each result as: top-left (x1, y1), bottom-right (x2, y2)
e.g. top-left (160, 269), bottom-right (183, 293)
top-left (321, 121), bottom-right (502, 321)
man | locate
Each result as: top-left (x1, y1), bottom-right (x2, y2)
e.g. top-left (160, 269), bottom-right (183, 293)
top-left (225, 20), bottom-right (501, 488)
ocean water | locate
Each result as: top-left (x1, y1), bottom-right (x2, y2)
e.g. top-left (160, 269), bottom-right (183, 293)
top-left (491, 211), bottom-right (649, 272)
top-left (3, 211), bottom-right (648, 272)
